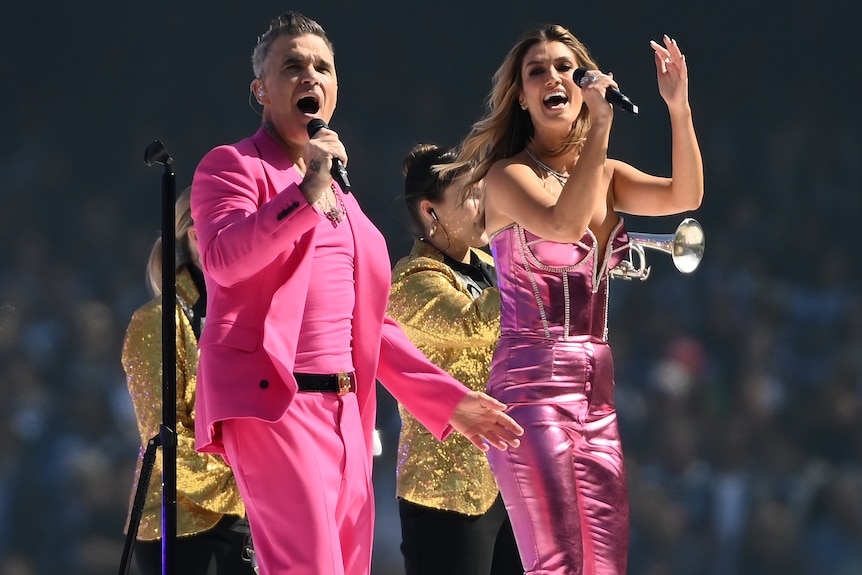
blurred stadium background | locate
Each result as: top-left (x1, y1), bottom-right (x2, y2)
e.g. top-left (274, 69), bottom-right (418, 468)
top-left (1, 2), bottom-right (860, 573)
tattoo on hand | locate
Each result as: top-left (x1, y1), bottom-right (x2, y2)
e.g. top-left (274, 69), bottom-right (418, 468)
top-left (308, 159), bottom-right (321, 174)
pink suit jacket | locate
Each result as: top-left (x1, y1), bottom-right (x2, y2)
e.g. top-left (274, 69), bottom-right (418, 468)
top-left (190, 128), bottom-right (468, 461)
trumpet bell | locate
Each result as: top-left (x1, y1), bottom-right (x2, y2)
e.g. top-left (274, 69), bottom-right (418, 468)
top-left (668, 218), bottom-right (705, 273)
top-left (610, 218), bottom-right (705, 281)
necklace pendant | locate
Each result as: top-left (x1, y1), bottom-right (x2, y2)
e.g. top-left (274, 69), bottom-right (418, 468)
top-left (324, 205), bottom-right (344, 227)
top-left (321, 184), bottom-right (347, 227)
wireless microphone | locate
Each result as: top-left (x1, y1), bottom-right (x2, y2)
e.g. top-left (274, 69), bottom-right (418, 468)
top-left (306, 118), bottom-right (352, 193)
top-left (574, 67), bottom-right (639, 115)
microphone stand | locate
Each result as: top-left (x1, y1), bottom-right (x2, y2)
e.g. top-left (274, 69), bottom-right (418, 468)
top-left (117, 140), bottom-right (178, 575)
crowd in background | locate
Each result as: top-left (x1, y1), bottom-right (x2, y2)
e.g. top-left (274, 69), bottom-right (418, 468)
top-left (2, 14), bottom-right (862, 574)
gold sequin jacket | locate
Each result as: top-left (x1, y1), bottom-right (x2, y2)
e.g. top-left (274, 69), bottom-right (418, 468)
top-left (122, 266), bottom-right (245, 540)
top-left (388, 240), bottom-right (501, 515)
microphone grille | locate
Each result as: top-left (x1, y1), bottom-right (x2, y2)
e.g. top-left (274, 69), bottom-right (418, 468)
top-left (306, 118), bottom-right (328, 137)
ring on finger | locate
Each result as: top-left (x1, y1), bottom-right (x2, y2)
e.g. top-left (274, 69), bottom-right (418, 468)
top-left (579, 73), bottom-right (599, 87)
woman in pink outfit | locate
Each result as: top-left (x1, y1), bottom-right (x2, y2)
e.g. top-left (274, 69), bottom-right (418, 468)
top-left (447, 23), bottom-right (704, 574)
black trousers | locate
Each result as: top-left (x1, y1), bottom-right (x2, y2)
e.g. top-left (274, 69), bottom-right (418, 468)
top-left (134, 514), bottom-right (256, 575)
top-left (399, 494), bottom-right (523, 575)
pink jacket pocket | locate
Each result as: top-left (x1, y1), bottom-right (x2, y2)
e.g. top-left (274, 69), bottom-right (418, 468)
top-left (199, 320), bottom-right (261, 352)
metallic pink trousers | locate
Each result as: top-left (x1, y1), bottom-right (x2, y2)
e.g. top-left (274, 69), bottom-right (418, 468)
top-left (486, 335), bottom-right (629, 575)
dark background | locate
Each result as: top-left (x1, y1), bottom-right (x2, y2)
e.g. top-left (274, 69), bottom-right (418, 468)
top-left (1, 1), bottom-right (861, 574)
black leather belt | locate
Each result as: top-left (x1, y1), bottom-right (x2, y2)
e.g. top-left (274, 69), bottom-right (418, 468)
top-left (294, 372), bottom-right (355, 395)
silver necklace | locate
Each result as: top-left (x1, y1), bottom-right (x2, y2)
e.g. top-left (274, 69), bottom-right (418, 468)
top-left (525, 148), bottom-right (569, 187)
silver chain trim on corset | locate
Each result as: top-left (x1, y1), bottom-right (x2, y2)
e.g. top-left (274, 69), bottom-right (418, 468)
top-left (603, 278), bottom-right (610, 341)
top-left (515, 224), bottom-right (590, 340)
top-left (514, 224), bottom-right (620, 342)
top-left (516, 224), bottom-right (552, 338)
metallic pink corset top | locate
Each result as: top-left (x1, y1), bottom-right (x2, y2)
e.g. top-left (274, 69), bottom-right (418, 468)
top-left (489, 220), bottom-right (629, 341)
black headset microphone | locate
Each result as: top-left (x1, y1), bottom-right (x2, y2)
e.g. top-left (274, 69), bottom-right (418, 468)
top-left (573, 67), bottom-right (639, 115)
top-left (306, 118), bottom-right (352, 193)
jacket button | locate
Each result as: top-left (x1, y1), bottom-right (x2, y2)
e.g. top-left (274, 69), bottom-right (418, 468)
top-left (259, 380), bottom-right (269, 389)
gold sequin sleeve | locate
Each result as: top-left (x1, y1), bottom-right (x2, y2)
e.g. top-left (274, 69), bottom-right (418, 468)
top-left (389, 244), bottom-right (500, 354)
top-left (121, 272), bottom-right (245, 540)
top-left (387, 241), bottom-right (501, 515)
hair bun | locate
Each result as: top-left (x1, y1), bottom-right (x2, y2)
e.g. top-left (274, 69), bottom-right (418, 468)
top-left (402, 143), bottom-right (442, 177)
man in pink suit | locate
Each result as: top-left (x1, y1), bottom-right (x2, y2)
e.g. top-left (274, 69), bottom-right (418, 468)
top-left (190, 11), bottom-right (523, 575)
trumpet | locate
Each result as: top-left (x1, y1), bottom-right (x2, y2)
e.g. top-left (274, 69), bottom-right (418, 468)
top-left (609, 218), bottom-right (705, 281)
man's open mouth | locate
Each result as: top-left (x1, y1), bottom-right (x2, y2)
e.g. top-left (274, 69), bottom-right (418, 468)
top-left (297, 96), bottom-right (320, 114)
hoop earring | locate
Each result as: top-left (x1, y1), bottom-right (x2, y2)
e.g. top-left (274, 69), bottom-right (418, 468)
top-left (430, 221), bottom-right (452, 253)
top-left (439, 224), bottom-right (451, 253)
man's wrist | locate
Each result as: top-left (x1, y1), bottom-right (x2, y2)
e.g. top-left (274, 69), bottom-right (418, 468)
top-left (300, 158), bottom-right (326, 205)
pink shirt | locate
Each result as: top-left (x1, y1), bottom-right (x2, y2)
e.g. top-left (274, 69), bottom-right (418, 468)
top-left (294, 211), bottom-right (356, 373)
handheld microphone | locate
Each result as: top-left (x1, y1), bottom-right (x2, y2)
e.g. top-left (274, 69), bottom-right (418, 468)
top-left (574, 67), bottom-right (639, 115)
top-left (306, 118), bottom-right (352, 193)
